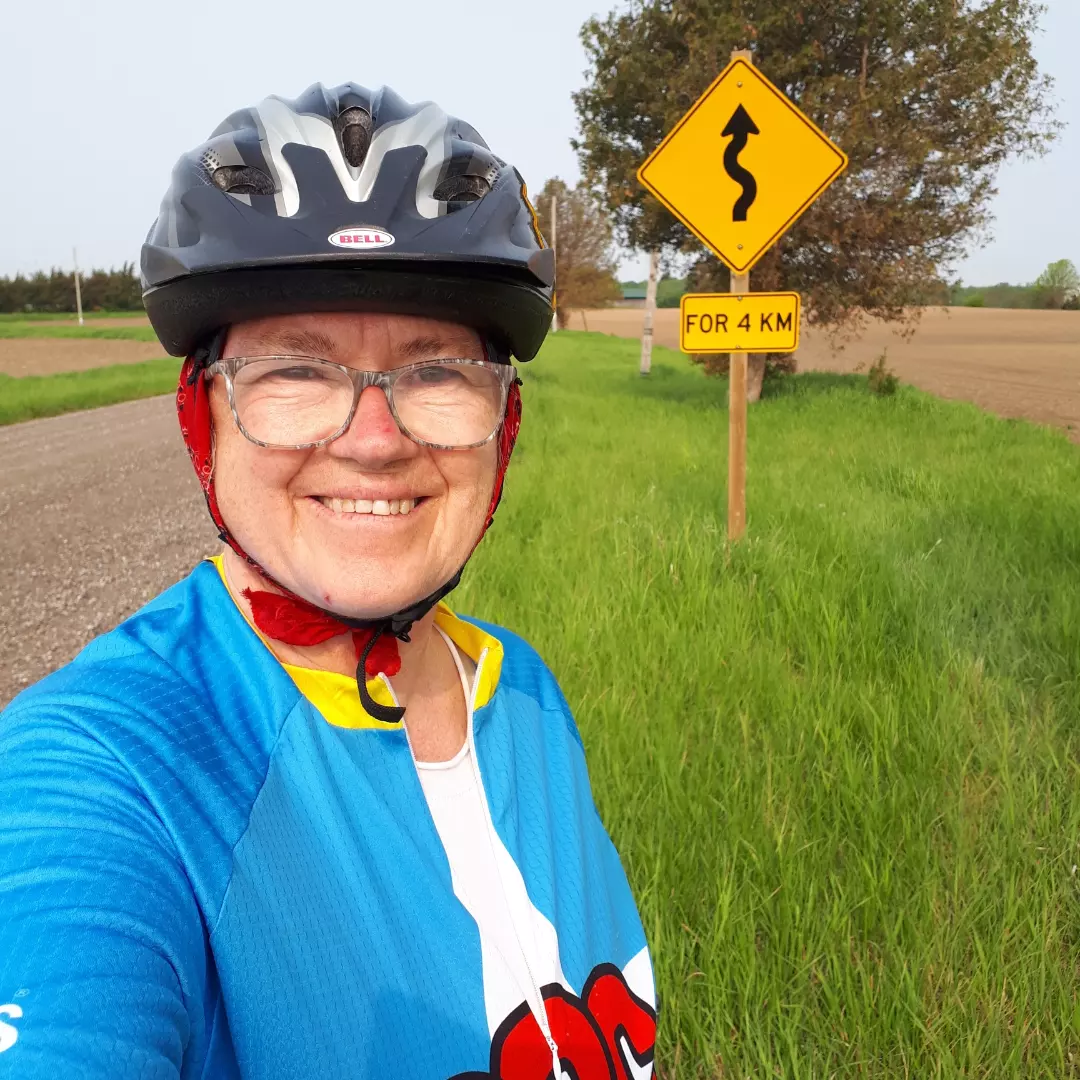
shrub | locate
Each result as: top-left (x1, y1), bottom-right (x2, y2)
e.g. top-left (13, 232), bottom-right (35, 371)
top-left (866, 350), bottom-right (899, 396)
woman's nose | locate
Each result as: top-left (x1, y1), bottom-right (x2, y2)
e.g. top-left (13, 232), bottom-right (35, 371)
top-left (326, 385), bottom-right (413, 460)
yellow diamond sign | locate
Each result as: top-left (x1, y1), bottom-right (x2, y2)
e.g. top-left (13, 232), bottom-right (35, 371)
top-left (638, 58), bottom-right (847, 274)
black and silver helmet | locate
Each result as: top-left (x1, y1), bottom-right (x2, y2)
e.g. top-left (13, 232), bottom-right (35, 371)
top-left (141, 83), bottom-right (554, 359)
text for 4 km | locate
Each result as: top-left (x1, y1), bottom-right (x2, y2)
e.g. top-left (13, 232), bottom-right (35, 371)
top-left (685, 311), bottom-right (793, 334)
top-left (678, 291), bottom-right (801, 354)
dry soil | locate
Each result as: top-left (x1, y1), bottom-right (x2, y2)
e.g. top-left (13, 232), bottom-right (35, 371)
top-left (0, 337), bottom-right (167, 377)
top-left (567, 306), bottom-right (1080, 439)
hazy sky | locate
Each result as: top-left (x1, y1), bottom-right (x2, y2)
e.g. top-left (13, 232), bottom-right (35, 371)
top-left (1, 0), bottom-right (1075, 287)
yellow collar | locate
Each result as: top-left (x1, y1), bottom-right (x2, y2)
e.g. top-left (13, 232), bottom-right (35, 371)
top-left (207, 554), bottom-right (503, 730)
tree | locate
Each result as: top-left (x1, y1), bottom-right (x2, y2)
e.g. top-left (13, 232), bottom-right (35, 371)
top-left (573, 0), bottom-right (1059, 394)
top-left (531, 178), bottom-right (622, 328)
top-left (0, 264), bottom-right (143, 313)
top-left (1031, 259), bottom-right (1079, 310)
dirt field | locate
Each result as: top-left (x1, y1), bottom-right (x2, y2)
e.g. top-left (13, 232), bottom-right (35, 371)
top-left (0, 338), bottom-right (167, 377)
top-left (568, 306), bottom-right (1080, 438)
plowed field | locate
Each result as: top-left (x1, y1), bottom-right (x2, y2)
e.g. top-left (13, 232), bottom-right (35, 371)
top-left (568, 306), bottom-right (1080, 439)
top-left (0, 337), bottom-right (166, 377)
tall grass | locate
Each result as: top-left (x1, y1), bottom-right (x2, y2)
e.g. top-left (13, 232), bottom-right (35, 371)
top-left (0, 359), bottom-right (180, 424)
top-left (457, 332), bottom-right (1080, 1078)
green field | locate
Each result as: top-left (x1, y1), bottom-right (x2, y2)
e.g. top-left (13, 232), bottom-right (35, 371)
top-left (451, 333), bottom-right (1080, 1078)
top-left (0, 310), bottom-right (146, 322)
top-left (0, 319), bottom-right (157, 341)
top-left (0, 358), bottom-right (181, 424)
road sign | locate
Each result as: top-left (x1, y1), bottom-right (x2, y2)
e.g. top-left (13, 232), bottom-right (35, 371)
top-left (680, 292), bottom-right (800, 354)
top-left (637, 57), bottom-right (847, 273)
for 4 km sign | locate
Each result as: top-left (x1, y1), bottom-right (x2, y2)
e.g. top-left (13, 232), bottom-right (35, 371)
top-left (681, 292), bottom-right (800, 354)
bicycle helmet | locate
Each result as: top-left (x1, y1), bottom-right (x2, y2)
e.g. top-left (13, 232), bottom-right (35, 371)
top-left (142, 82), bottom-right (554, 359)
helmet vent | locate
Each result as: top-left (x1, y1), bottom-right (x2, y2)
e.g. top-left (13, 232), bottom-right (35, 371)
top-left (334, 106), bottom-right (373, 168)
top-left (210, 165), bottom-right (276, 197)
top-left (432, 174), bottom-right (491, 209)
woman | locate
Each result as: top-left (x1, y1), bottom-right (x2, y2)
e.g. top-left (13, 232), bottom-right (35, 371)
top-left (0, 84), bottom-right (656, 1079)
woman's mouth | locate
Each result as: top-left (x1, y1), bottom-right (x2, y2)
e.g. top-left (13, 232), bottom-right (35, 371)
top-left (313, 496), bottom-right (424, 517)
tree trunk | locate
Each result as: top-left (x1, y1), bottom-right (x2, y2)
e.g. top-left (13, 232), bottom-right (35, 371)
top-left (746, 355), bottom-right (765, 402)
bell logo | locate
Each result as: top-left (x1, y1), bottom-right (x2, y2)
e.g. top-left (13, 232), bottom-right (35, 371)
top-left (328, 227), bottom-right (395, 249)
top-left (0, 1004), bottom-right (22, 1053)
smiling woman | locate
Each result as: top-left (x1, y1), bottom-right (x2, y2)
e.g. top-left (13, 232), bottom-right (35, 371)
top-left (0, 82), bottom-right (657, 1080)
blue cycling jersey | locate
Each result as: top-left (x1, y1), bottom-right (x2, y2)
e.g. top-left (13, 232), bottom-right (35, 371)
top-left (0, 562), bottom-right (655, 1079)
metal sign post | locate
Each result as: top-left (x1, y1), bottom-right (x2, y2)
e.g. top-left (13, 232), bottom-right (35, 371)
top-left (637, 48), bottom-right (847, 541)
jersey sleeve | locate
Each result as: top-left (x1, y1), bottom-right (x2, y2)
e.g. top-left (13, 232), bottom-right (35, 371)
top-left (0, 700), bottom-right (207, 1079)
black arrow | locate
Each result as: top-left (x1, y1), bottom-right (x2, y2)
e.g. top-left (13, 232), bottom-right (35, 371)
top-left (721, 104), bottom-right (760, 222)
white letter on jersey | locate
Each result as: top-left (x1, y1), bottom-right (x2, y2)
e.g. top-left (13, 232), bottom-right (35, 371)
top-left (0, 1004), bottom-right (23, 1053)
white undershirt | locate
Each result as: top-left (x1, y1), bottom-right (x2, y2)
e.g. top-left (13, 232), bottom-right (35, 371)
top-left (415, 628), bottom-right (566, 1074)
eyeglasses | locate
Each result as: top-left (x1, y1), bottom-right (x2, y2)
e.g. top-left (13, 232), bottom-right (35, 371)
top-left (206, 355), bottom-right (517, 451)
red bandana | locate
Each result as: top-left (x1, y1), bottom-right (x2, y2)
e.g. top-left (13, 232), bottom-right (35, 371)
top-left (240, 588), bottom-right (402, 678)
top-left (176, 352), bottom-right (522, 678)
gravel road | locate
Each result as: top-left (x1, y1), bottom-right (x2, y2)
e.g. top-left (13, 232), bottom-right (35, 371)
top-left (0, 395), bottom-right (218, 706)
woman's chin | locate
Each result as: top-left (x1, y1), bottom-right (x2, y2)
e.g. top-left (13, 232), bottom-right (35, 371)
top-left (293, 564), bottom-right (447, 620)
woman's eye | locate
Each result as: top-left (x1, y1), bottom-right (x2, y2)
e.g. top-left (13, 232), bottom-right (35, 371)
top-left (416, 365), bottom-right (460, 384)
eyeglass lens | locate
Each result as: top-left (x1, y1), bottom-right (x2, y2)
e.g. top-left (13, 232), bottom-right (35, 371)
top-left (229, 358), bottom-right (508, 448)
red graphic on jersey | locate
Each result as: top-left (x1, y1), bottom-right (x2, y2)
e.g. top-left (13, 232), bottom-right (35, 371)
top-left (450, 963), bottom-right (656, 1080)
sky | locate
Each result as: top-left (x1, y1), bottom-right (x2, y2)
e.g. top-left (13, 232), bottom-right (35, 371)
top-left (0, 0), bottom-right (1075, 288)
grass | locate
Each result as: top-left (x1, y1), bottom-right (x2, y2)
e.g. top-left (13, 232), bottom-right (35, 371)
top-left (451, 331), bottom-right (1080, 1078)
top-left (0, 310), bottom-right (147, 322)
top-left (0, 358), bottom-right (181, 424)
top-left (0, 320), bottom-right (157, 341)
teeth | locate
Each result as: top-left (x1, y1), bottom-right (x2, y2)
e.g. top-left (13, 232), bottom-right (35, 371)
top-left (318, 496), bottom-right (417, 515)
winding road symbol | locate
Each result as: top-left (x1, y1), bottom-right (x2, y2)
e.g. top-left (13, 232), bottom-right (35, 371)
top-left (636, 56), bottom-right (848, 273)
top-left (722, 104), bottom-right (760, 222)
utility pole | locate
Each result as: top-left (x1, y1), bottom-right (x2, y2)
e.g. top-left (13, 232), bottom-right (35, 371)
top-left (639, 250), bottom-right (659, 375)
top-left (549, 196), bottom-right (558, 333)
top-left (73, 247), bottom-right (84, 326)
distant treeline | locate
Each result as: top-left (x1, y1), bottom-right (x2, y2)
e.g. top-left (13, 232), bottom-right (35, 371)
top-left (949, 283), bottom-right (1079, 310)
top-left (0, 264), bottom-right (142, 313)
